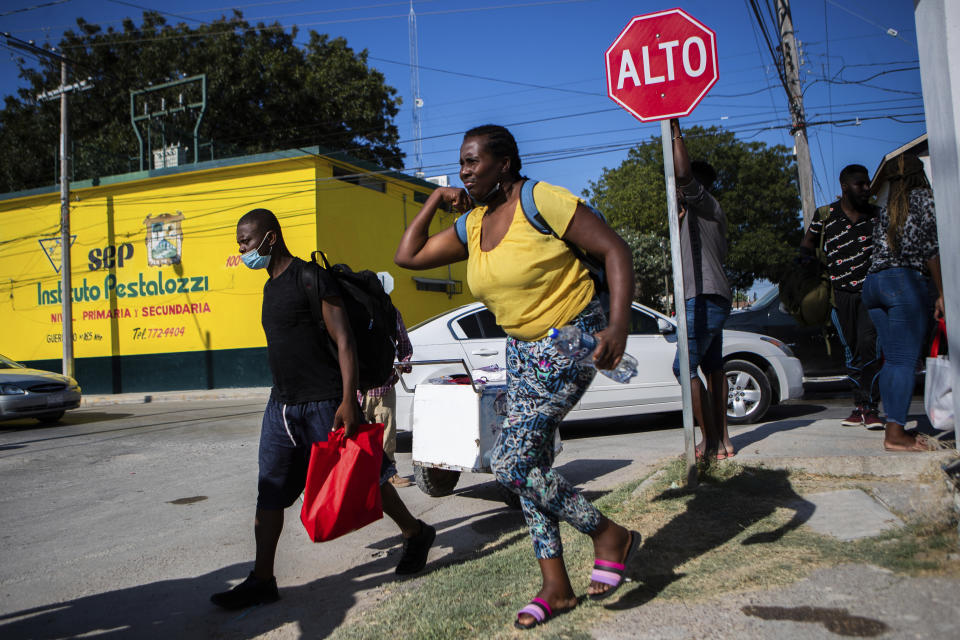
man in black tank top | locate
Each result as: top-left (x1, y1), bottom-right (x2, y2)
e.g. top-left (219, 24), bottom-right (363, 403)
top-left (210, 209), bottom-right (436, 610)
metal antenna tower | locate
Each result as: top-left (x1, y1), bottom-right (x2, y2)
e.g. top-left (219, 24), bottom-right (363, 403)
top-left (409, 1), bottom-right (424, 178)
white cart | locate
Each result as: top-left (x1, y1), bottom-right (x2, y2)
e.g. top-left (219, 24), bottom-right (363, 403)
top-left (397, 360), bottom-right (559, 507)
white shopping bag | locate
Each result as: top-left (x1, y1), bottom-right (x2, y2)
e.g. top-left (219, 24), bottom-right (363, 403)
top-left (924, 320), bottom-right (953, 431)
top-left (925, 355), bottom-right (954, 431)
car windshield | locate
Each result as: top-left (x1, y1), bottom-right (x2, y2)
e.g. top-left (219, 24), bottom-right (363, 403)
top-left (745, 286), bottom-right (778, 310)
top-left (0, 354), bottom-right (25, 369)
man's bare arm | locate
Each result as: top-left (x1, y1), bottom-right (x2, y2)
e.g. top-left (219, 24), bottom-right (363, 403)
top-left (322, 295), bottom-right (361, 438)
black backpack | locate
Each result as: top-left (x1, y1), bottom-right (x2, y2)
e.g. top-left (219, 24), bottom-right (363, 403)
top-left (300, 251), bottom-right (399, 392)
top-left (779, 205), bottom-right (835, 327)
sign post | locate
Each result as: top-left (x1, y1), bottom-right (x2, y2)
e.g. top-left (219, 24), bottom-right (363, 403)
top-left (605, 8), bottom-right (719, 485)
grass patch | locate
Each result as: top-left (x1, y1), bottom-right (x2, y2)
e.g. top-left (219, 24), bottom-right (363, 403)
top-left (331, 460), bottom-right (959, 639)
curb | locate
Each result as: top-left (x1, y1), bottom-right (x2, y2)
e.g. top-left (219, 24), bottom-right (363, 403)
top-left (746, 451), bottom-right (958, 479)
top-left (80, 387), bottom-right (271, 407)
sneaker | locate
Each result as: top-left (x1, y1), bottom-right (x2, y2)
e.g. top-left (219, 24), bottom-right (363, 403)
top-left (210, 572), bottom-right (279, 610)
top-left (389, 473), bottom-right (413, 488)
top-left (861, 409), bottom-right (884, 429)
top-left (841, 407), bottom-right (863, 427)
top-left (395, 520), bottom-right (436, 575)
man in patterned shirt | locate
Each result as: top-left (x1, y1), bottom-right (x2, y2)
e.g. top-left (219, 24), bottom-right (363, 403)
top-left (799, 164), bottom-right (882, 428)
top-left (361, 308), bottom-right (414, 487)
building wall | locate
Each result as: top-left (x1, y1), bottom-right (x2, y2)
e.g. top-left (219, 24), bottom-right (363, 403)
top-left (313, 159), bottom-right (465, 323)
top-left (0, 151), bottom-right (471, 393)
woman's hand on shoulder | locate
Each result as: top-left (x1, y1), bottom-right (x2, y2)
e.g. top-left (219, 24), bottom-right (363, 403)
top-left (592, 323), bottom-right (628, 370)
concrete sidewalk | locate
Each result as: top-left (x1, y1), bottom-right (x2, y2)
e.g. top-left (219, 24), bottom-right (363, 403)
top-left (74, 387), bottom-right (960, 638)
top-left (80, 386), bottom-right (960, 533)
top-left (726, 399), bottom-right (957, 478)
top-left (80, 386), bottom-right (271, 407)
top-left (602, 400), bottom-right (960, 640)
top-left (81, 385), bottom-right (958, 467)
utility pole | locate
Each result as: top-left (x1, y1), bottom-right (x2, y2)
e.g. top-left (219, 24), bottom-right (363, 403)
top-left (408, 0), bottom-right (424, 178)
top-left (57, 60), bottom-right (73, 378)
top-left (775, 0), bottom-right (817, 230)
top-left (4, 34), bottom-right (92, 378)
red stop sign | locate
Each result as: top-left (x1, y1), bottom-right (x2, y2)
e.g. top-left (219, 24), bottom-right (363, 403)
top-left (605, 8), bottom-right (718, 122)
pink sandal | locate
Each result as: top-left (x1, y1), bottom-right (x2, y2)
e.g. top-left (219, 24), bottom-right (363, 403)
top-left (515, 597), bottom-right (570, 630)
top-left (589, 530), bottom-right (641, 601)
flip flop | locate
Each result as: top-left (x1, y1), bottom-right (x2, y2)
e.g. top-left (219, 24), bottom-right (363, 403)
top-left (696, 447), bottom-right (724, 461)
top-left (883, 434), bottom-right (939, 452)
top-left (514, 597), bottom-right (572, 630)
top-left (588, 530), bottom-right (642, 601)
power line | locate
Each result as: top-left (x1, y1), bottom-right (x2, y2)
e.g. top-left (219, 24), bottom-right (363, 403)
top-left (822, 0), bottom-right (835, 191)
top-left (824, 0), bottom-right (914, 46)
top-left (3, 4), bottom-right (927, 199)
top-left (0, 0), bottom-right (72, 18)
top-left (47, 0), bottom-right (598, 50)
top-left (367, 55), bottom-right (603, 97)
top-left (744, 0), bottom-right (790, 98)
top-left (6, 1), bottom-right (400, 32)
top-left (105, 0), bottom-right (206, 25)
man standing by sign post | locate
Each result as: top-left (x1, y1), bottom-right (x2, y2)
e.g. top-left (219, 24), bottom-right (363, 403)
top-left (669, 118), bottom-right (732, 462)
top-left (605, 8), bottom-right (720, 482)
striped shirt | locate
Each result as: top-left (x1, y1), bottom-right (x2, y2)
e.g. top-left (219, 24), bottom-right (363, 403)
top-left (807, 201), bottom-right (877, 292)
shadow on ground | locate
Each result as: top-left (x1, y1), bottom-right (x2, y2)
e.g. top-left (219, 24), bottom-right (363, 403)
top-left (607, 466), bottom-right (814, 611)
top-left (0, 411), bottom-right (134, 431)
top-left (449, 458), bottom-right (633, 507)
top-left (0, 506), bottom-right (528, 640)
top-left (759, 402), bottom-right (828, 421)
top-left (0, 406), bottom-right (264, 454)
top-left (730, 418), bottom-right (817, 452)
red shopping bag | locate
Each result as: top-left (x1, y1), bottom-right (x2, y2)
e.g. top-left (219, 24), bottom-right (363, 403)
top-left (300, 423), bottom-right (384, 542)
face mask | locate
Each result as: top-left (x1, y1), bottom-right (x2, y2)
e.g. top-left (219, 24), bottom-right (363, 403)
top-left (470, 182), bottom-right (501, 206)
top-left (241, 232), bottom-right (273, 270)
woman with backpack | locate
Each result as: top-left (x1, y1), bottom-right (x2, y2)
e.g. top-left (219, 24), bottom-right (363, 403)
top-left (395, 124), bottom-right (639, 629)
top-left (862, 153), bottom-right (945, 451)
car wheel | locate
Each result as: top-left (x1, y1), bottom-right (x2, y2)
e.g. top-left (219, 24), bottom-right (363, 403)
top-left (37, 411), bottom-right (65, 424)
top-left (724, 359), bottom-right (771, 424)
top-left (413, 463), bottom-right (460, 497)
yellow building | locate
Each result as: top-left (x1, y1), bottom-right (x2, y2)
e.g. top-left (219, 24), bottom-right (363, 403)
top-left (0, 148), bottom-right (471, 394)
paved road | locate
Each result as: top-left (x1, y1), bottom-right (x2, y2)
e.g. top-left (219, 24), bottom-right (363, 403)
top-left (0, 396), bottom-right (715, 639)
top-left (0, 393), bottom-right (936, 639)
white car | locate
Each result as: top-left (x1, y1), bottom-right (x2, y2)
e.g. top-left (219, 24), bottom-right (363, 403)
top-left (396, 302), bottom-right (803, 430)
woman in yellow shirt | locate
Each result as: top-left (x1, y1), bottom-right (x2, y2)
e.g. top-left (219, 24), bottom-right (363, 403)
top-left (395, 125), bottom-right (638, 629)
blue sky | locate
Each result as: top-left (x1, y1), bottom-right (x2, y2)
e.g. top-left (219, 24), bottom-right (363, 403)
top-left (1, 0), bottom-right (923, 212)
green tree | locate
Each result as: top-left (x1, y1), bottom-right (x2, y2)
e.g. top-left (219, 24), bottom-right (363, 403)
top-left (618, 228), bottom-right (672, 311)
top-left (0, 11), bottom-right (403, 192)
top-left (586, 126), bottom-right (803, 300)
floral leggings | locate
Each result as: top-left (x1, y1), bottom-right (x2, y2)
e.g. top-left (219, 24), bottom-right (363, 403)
top-left (491, 299), bottom-right (606, 559)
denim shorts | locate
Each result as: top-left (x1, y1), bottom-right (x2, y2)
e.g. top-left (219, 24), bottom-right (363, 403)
top-left (257, 397), bottom-right (395, 511)
top-left (672, 294), bottom-right (731, 378)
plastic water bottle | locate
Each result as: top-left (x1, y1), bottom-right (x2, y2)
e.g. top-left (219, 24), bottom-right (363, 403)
top-left (548, 325), bottom-right (638, 383)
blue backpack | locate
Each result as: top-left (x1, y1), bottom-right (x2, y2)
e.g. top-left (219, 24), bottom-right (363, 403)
top-left (453, 180), bottom-right (609, 295)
